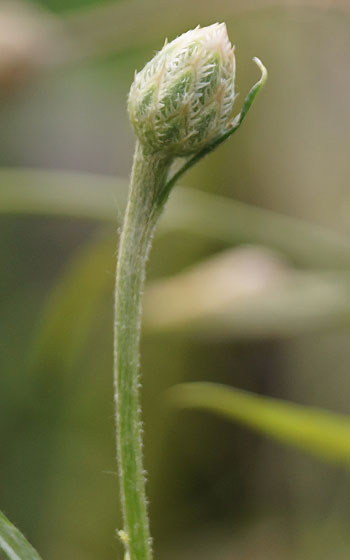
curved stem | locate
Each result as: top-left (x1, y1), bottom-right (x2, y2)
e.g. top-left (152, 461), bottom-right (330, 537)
top-left (114, 142), bottom-right (171, 560)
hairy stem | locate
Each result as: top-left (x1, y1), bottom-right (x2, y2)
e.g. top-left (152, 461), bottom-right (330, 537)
top-left (114, 141), bottom-right (171, 560)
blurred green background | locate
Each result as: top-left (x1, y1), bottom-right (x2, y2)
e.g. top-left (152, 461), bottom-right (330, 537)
top-left (1, 1), bottom-right (350, 559)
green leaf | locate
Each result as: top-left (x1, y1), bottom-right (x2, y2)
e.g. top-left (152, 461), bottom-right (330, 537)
top-left (168, 382), bottom-right (350, 465)
top-left (0, 510), bottom-right (42, 560)
top-left (235, 57), bottom-right (268, 125)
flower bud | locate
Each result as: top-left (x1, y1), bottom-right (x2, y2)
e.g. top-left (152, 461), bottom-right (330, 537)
top-left (128, 23), bottom-right (235, 156)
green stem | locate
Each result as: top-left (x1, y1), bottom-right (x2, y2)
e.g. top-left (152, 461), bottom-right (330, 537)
top-left (114, 141), bottom-right (171, 560)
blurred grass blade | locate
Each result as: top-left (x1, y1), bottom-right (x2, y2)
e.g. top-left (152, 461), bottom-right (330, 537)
top-left (0, 511), bottom-right (42, 560)
top-left (168, 189), bottom-right (350, 269)
top-left (1, 167), bottom-right (350, 268)
top-left (168, 382), bottom-right (350, 465)
top-left (0, 167), bottom-right (127, 221)
top-left (30, 233), bottom-right (114, 373)
top-left (144, 247), bottom-right (350, 338)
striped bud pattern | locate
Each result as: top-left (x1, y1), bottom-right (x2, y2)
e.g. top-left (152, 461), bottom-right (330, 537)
top-left (128, 23), bottom-right (236, 156)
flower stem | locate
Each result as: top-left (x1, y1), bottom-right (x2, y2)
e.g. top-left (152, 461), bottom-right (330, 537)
top-left (114, 141), bottom-right (171, 560)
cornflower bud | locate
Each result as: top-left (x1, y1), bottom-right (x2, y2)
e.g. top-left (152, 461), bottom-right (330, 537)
top-left (128, 23), bottom-right (235, 156)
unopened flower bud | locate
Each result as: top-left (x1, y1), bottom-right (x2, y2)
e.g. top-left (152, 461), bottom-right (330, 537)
top-left (128, 23), bottom-right (235, 156)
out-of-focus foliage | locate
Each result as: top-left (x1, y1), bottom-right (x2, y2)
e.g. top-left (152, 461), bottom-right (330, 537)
top-left (168, 382), bottom-right (350, 464)
top-left (1, 1), bottom-right (350, 560)
top-left (0, 510), bottom-right (42, 560)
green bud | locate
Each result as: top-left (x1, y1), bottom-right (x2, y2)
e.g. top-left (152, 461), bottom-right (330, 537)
top-left (128, 23), bottom-right (236, 156)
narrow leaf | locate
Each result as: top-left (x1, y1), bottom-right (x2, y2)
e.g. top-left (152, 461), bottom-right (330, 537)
top-left (0, 510), bottom-right (43, 560)
top-left (0, 167), bottom-right (127, 221)
top-left (168, 382), bottom-right (350, 465)
top-left (144, 248), bottom-right (350, 338)
top-left (1, 167), bottom-right (350, 268)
